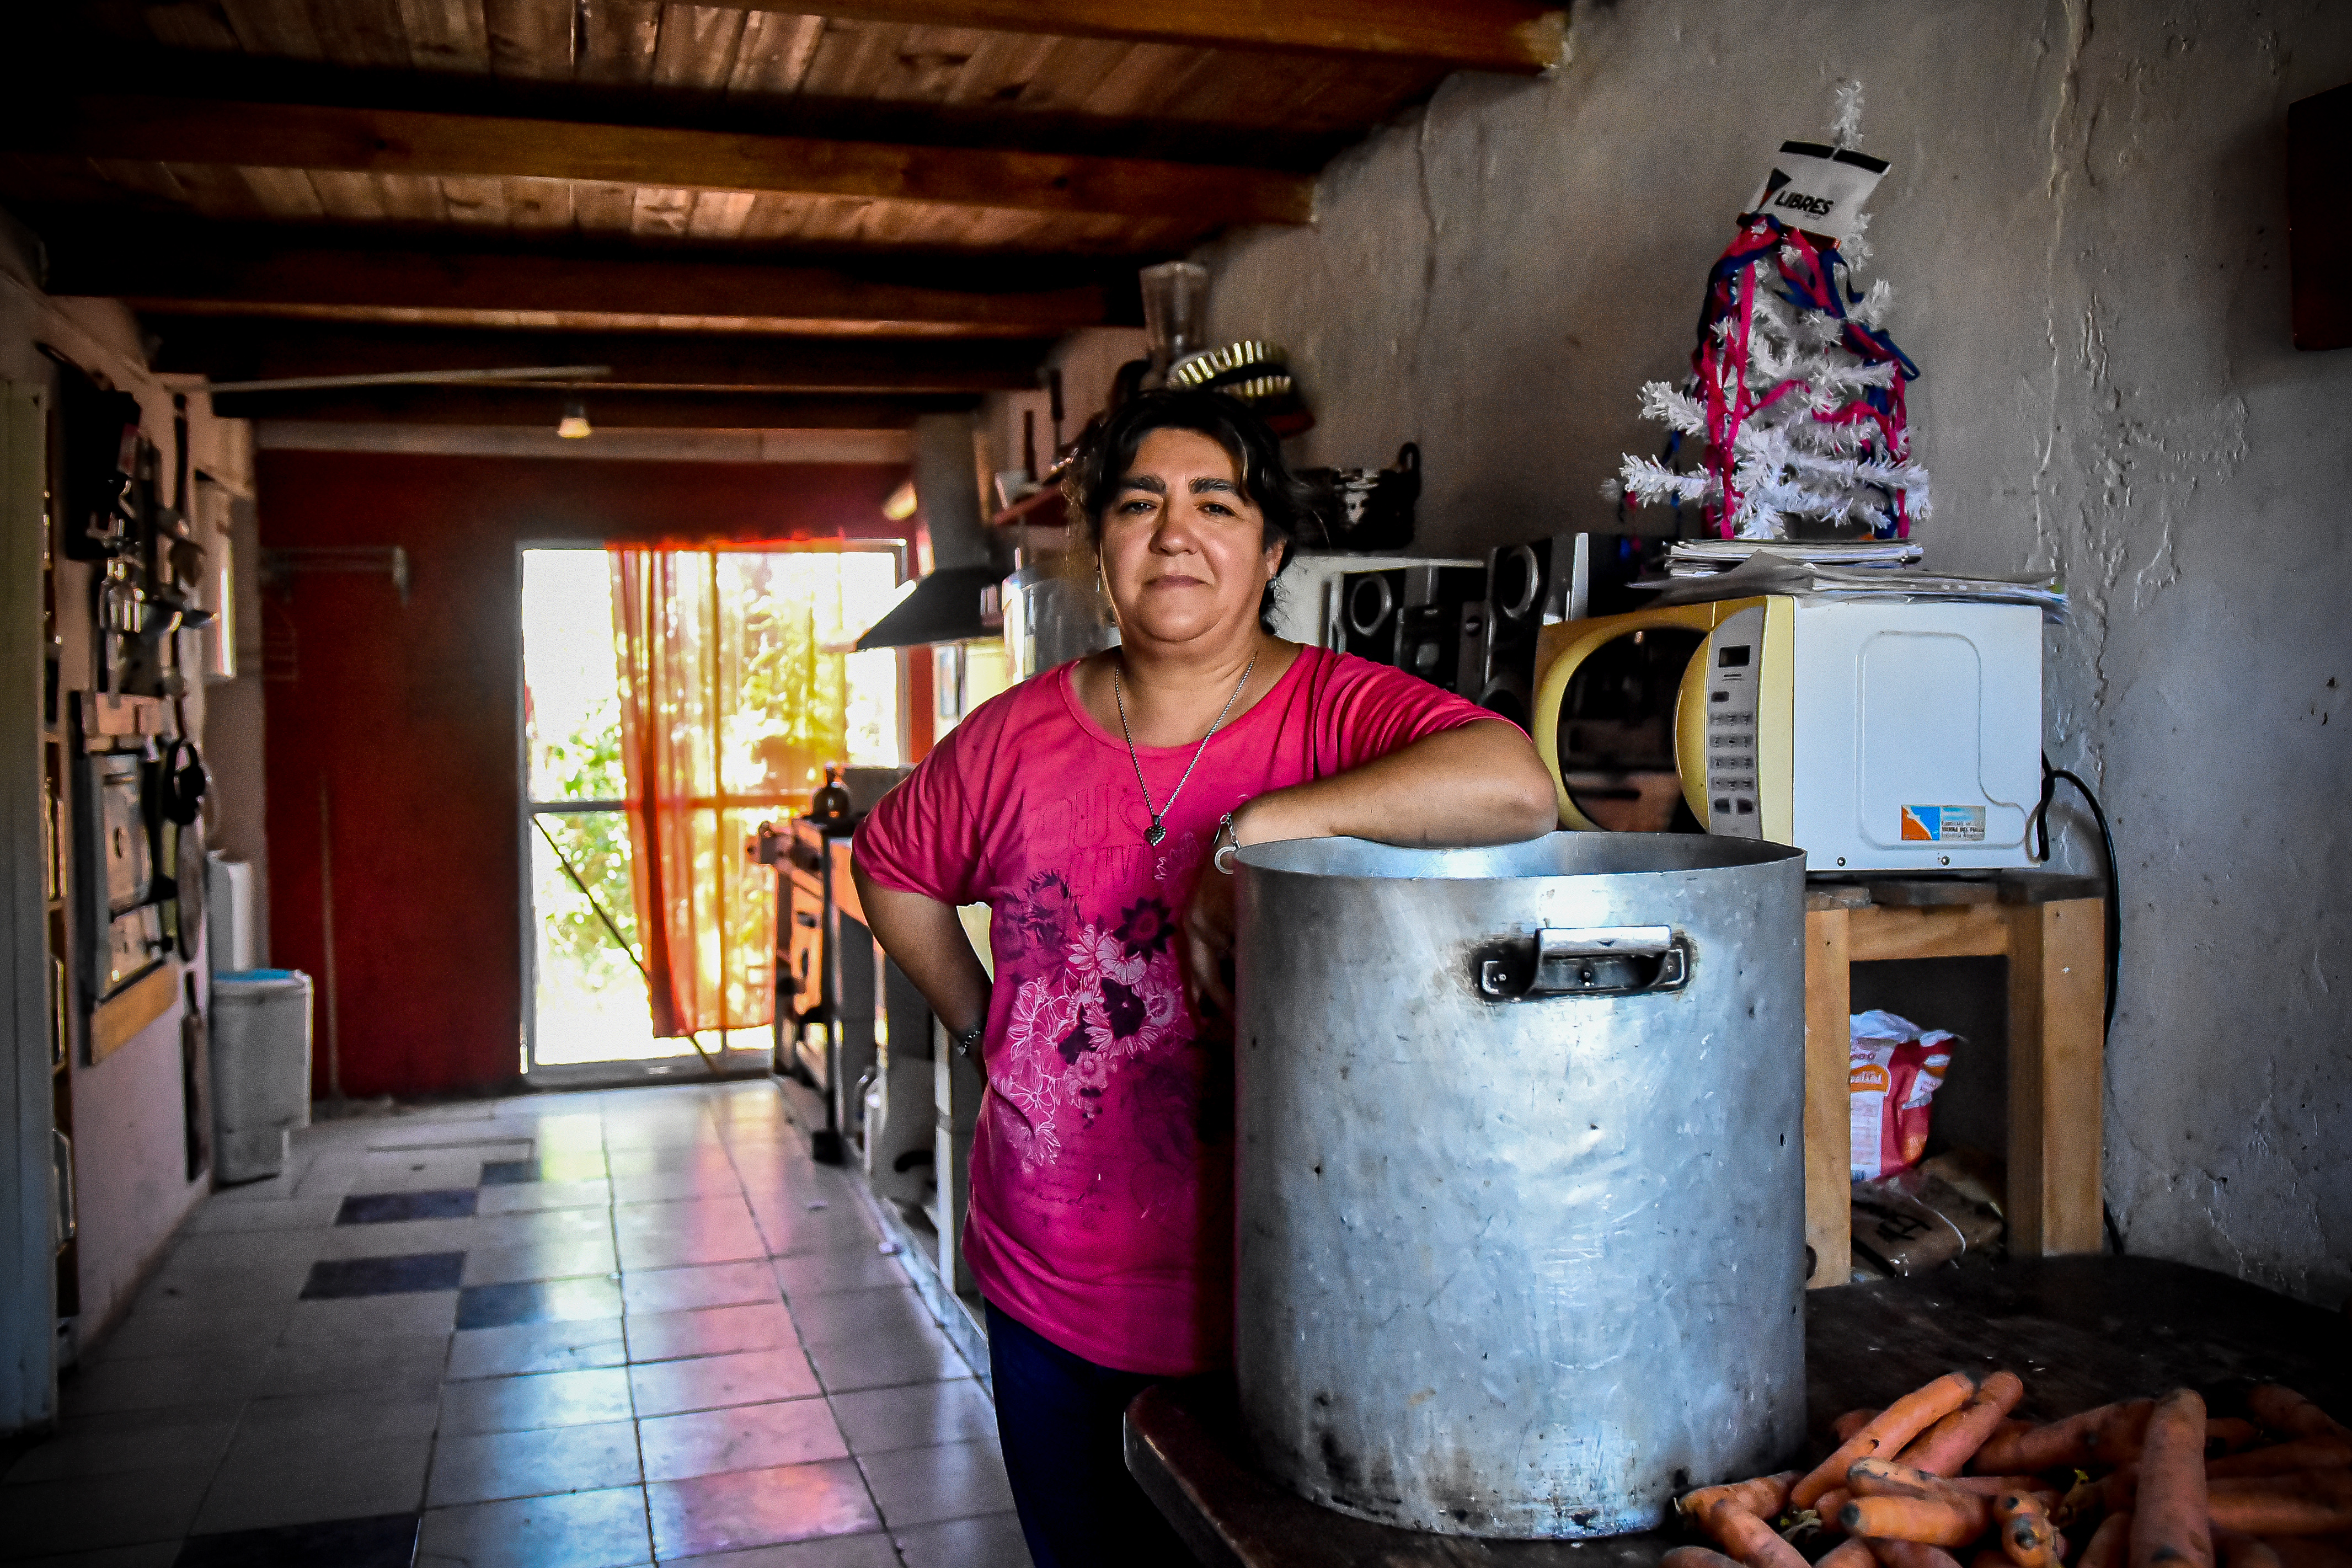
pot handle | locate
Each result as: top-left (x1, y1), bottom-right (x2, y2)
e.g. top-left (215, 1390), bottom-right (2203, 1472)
top-left (1474, 925), bottom-right (1691, 1000)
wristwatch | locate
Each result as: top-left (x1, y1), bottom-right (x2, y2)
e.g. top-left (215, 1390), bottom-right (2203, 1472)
top-left (1211, 812), bottom-right (1242, 875)
top-left (952, 1019), bottom-right (985, 1059)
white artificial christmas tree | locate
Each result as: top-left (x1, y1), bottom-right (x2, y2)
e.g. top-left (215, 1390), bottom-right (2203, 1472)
top-left (1614, 85), bottom-right (1929, 540)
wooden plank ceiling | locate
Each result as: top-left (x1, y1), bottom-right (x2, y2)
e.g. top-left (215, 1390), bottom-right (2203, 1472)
top-left (6, 2), bottom-right (1564, 432)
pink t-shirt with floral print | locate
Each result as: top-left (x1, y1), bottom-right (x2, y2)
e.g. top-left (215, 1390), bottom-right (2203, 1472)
top-left (854, 645), bottom-right (1496, 1375)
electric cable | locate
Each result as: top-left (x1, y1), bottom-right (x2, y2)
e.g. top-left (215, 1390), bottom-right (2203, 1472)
top-left (2029, 751), bottom-right (2125, 1254)
top-left (2029, 753), bottom-right (2121, 1033)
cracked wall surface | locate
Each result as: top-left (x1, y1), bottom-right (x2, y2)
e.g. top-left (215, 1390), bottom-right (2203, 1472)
top-left (1201, 0), bottom-right (2351, 1304)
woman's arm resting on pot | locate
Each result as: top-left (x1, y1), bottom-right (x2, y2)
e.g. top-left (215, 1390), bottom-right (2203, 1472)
top-left (851, 853), bottom-right (992, 1068)
top-left (1237, 718), bottom-right (1556, 849)
top-left (1181, 719), bottom-right (1555, 1028)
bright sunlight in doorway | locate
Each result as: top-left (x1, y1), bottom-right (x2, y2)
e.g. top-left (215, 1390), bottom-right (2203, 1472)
top-left (519, 545), bottom-right (903, 1072)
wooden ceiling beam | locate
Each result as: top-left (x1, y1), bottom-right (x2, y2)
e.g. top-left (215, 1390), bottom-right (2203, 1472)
top-left (6, 93), bottom-right (1312, 224)
top-left (212, 386), bottom-right (966, 429)
top-left (694, 1), bottom-right (1568, 73)
top-left (144, 320), bottom-right (1054, 394)
top-left (40, 222), bottom-right (1114, 336)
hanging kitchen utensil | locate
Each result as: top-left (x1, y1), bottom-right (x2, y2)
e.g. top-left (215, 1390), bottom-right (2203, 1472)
top-left (1299, 442), bottom-right (1420, 550)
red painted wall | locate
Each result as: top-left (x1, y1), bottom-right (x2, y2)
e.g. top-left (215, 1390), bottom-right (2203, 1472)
top-left (256, 451), bottom-right (910, 1098)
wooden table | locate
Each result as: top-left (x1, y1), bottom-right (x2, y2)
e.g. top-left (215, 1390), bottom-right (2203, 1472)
top-left (1126, 1257), bottom-right (2349, 1568)
top-left (1804, 872), bottom-right (2108, 1287)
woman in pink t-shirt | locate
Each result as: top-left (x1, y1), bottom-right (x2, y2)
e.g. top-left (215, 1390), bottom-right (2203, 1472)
top-left (853, 391), bottom-right (1554, 1566)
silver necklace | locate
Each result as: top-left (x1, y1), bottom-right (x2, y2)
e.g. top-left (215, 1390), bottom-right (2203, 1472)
top-left (1113, 653), bottom-right (1257, 847)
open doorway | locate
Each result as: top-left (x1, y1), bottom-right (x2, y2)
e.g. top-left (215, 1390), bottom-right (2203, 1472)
top-left (518, 545), bottom-right (902, 1075)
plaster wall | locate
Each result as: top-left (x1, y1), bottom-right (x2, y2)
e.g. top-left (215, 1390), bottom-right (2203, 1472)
top-left (0, 218), bottom-right (255, 1347)
top-left (1201, 0), bottom-right (2352, 1302)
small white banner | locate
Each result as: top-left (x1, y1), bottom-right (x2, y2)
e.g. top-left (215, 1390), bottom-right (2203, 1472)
top-left (1747, 141), bottom-right (1890, 240)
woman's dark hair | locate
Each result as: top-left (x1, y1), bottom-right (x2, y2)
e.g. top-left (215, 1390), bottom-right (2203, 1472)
top-left (1063, 389), bottom-right (1319, 633)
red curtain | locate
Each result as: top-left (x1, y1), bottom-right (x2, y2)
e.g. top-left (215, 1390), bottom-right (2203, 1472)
top-left (610, 547), bottom-right (847, 1037)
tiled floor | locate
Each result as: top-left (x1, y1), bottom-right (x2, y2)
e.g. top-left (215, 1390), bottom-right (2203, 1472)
top-left (2, 1079), bottom-right (1030, 1568)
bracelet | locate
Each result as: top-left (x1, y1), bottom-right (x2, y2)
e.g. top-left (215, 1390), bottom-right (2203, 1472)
top-left (1211, 812), bottom-right (1241, 875)
top-left (952, 1019), bottom-right (984, 1058)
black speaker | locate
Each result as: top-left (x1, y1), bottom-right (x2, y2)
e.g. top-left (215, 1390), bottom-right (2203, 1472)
top-left (1340, 565), bottom-right (1486, 691)
top-left (1338, 568), bottom-right (1409, 665)
top-left (1476, 533), bottom-right (1666, 726)
top-left (1397, 596), bottom-right (1488, 695)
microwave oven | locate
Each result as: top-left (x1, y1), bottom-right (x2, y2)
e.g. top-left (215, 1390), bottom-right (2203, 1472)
top-left (1531, 596), bottom-right (2042, 871)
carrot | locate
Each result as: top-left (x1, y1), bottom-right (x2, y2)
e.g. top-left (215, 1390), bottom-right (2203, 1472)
top-left (1870, 1541), bottom-right (1969, 1568)
top-left (2248, 1389), bottom-right (2352, 1446)
top-left (2210, 1444), bottom-right (2352, 1480)
top-left (2107, 1476), bottom-right (2323, 1523)
top-left (1850, 1459), bottom-right (1964, 1501)
top-left (1838, 1409), bottom-right (1888, 1441)
top-left (2129, 1389), bottom-right (2212, 1568)
top-left (1793, 1376), bottom-right (1981, 1510)
top-left (1683, 1473), bottom-right (1800, 1523)
top-left (1979, 1401), bottom-right (2157, 1475)
top-left (1845, 1461), bottom-right (2052, 1511)
top-left (2107, 1465), bottom-right (2328, 1520)
top-left (2207, 1496), bottom-right (2352, 1537)
top-left (2261, 1540), bottom-right (2352, 1568)
top-left (2208, 1420), bottom-right (2265, 1457)
top-left (2100, 1441), bottom-right (2322, 1535)
top-left (1995, 1492), bottom-right (2060, 1568)
top-left (1820, 1489), bottom-right (1854, 1527)
top-left (2205, 1470), bottom-right (2352, 1535)
top-left (2081, 1513), bottom-right (2135, 1568)
top-left (1820, 1537), bottom-right (1880, 1568)
top-left (1666, 1548), bottom-right (1751, 1568)
top-left (1974, 1551), bottom-right (2016, 1568)
top-left (1948, 1478), bottom-right (2059, 1502)
top-left (1905, 1373), bottom-right (2029, 1476)
top-left (2212, 1474), bottom-right (2352, 1498)
top-left (1703, 1503), bottom-right (1814, 1568)
top-left (1844, 1495), bottom-right (1991, 1546)
top-left (2214, 1530), bottom-right (2286, 1568)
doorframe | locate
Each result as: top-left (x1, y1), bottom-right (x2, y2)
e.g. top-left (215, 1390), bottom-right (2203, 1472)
top-left (510, 539), bottom-right (907, 1088)
top-left (517, 538), bottom-right (746, 1083)
top-left (3, 381), bottom-right (56, 1434)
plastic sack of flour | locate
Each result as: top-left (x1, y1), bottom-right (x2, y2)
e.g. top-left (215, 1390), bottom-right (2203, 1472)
top-left (1848, 1009), bottom-right (1959, 1180)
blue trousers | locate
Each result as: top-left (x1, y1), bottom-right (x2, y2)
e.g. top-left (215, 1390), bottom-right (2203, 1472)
top-left (985, 1301), bottom-right (1200, 1568)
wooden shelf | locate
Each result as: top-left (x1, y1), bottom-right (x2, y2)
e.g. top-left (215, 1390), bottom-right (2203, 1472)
top-left (988, 484), bottom-right (1064, 528)
top-left (1802, 871), bottom-right (2107, 1289)
top-left (90, 961), bottom-right (179, 1063)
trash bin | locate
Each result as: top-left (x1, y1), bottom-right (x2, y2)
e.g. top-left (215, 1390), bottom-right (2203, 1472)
top-left (209, 969), bottom-right (314, 1184)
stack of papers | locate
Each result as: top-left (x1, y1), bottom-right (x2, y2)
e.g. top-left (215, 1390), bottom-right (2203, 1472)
top-left (1647, 552), bottom-right (2069, 622)
top-left (1664, 538), bottom-right (1926, 576)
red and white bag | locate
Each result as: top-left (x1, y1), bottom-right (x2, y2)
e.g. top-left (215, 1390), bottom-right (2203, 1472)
top-left (1848, 1009), bottom-right (1959, 1180)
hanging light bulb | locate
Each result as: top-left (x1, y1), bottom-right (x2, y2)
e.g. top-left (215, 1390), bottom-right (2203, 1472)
top-left (556, 400), bottom-right (592, 439)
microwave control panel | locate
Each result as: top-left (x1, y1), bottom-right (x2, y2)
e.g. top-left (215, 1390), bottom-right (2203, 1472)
top-left (1702, 604), bottom-right (1766, 837)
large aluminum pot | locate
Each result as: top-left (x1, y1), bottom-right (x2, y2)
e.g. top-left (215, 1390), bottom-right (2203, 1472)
top-left (1233, 831), bottom-right (1808, 1539)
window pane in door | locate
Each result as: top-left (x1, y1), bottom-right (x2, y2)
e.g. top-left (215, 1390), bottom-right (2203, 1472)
top-left (523, 550), bottom-right (625, 804)
top-left (530, 811), bottom-right (665, 1064)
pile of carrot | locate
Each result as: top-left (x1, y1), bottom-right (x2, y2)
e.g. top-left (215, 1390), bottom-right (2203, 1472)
top-left (1664, 1377), bottom-right (2352, 1568)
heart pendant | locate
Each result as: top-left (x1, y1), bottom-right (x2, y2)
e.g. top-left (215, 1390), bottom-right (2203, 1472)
top-left (1145, 822), bottom-right (1166, 846)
